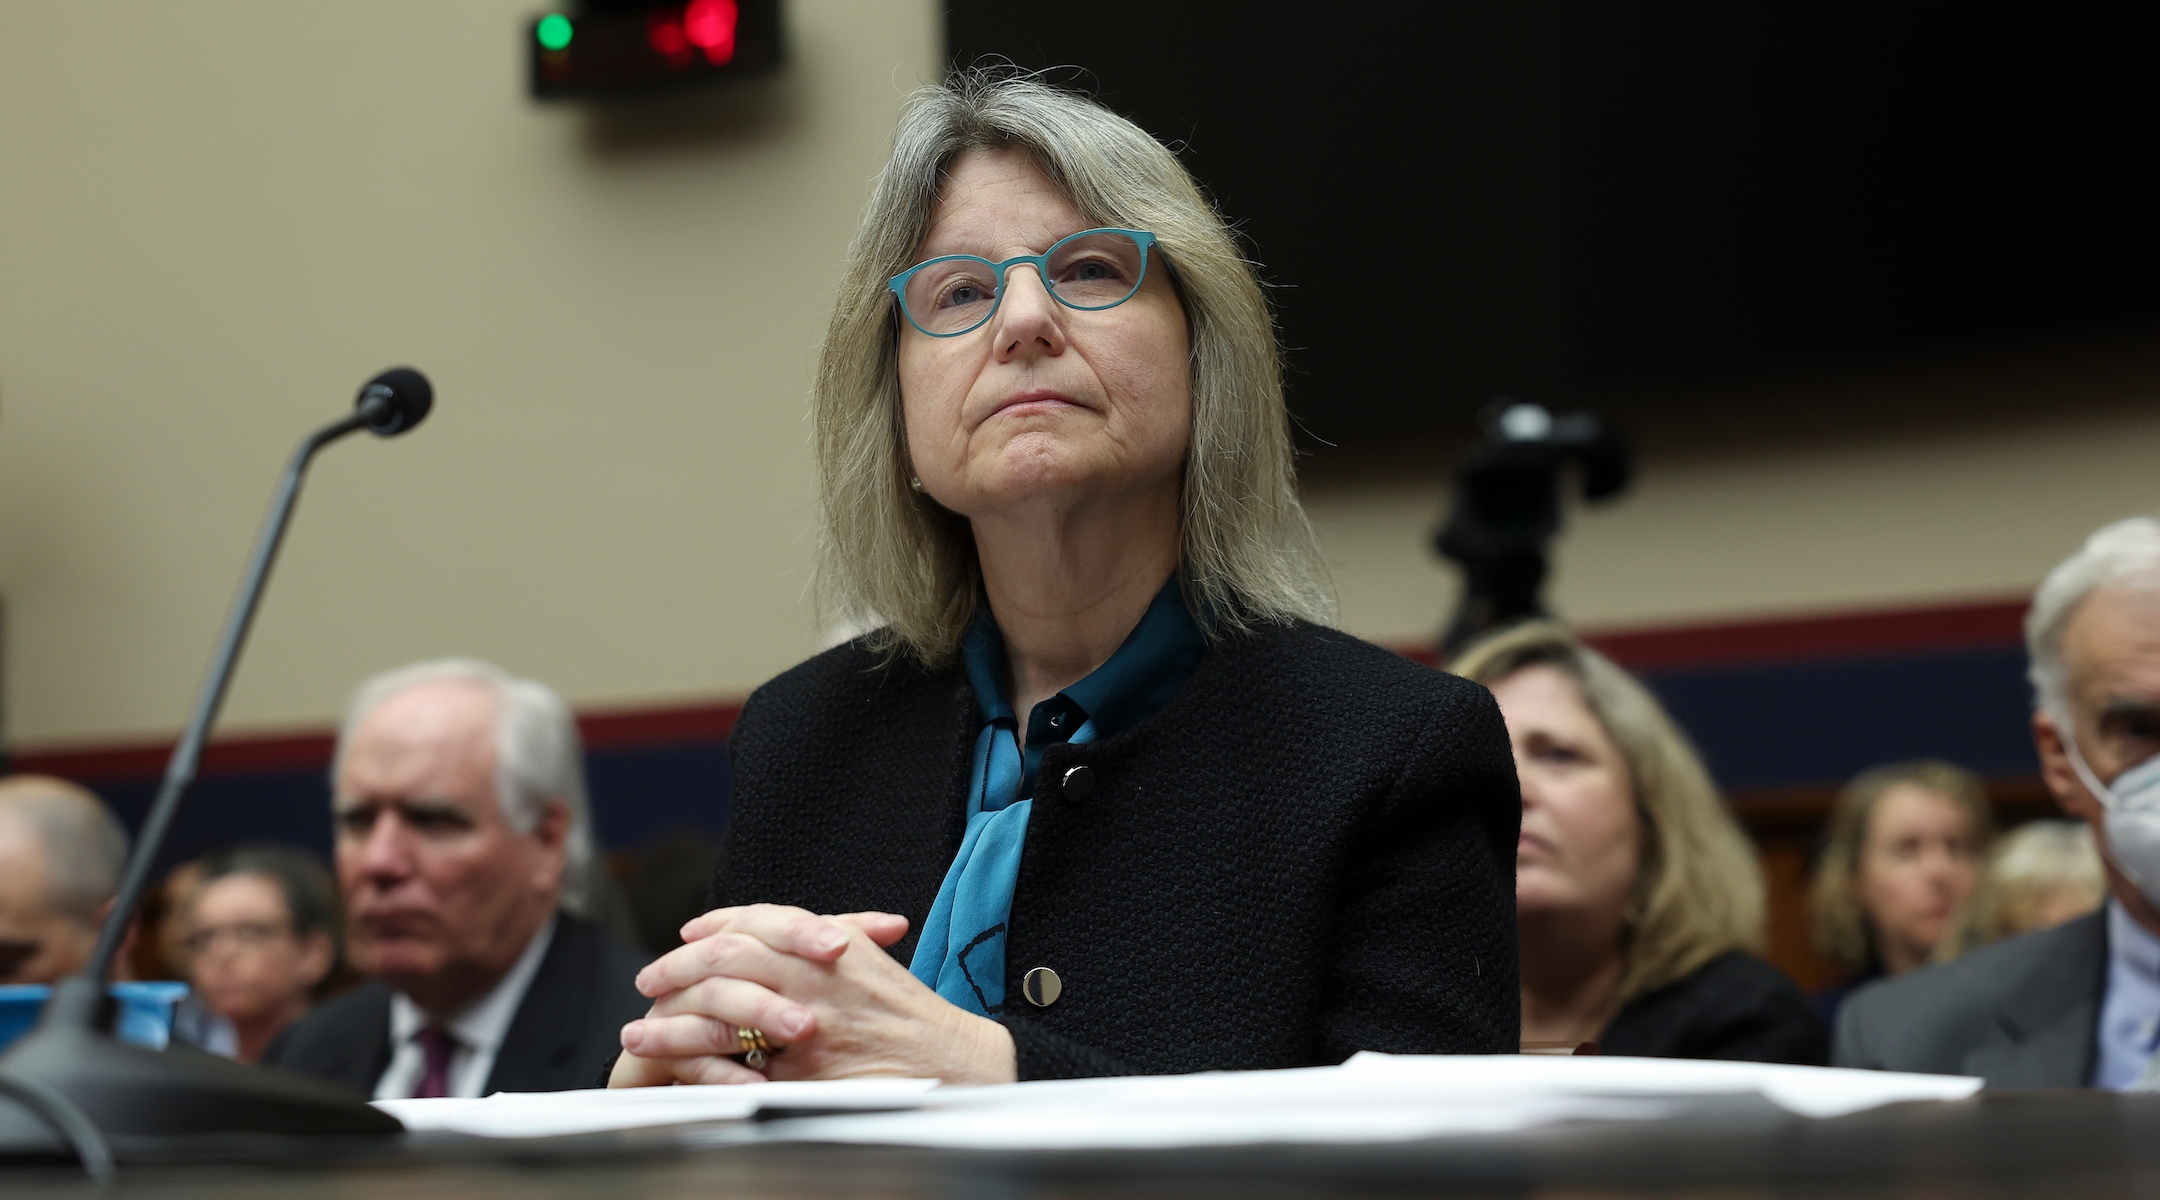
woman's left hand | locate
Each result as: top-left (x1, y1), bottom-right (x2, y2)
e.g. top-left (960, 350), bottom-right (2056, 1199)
top-left (612, 903), bottom-right (1018, 1087)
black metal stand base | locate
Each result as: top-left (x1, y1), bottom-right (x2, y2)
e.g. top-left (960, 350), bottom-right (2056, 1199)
top-left (0, 979), bottom-right (399, 1176)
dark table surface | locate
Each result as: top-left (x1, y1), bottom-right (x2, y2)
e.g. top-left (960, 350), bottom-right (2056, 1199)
top-left (6, 1089), bottom-right (2158, 1198)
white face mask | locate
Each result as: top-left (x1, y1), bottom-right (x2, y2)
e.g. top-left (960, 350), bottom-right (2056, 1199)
top-left (2061, 725), bottom-right (2160, 901)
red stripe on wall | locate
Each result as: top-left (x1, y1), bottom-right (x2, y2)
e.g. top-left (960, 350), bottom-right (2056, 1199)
top-left (9, 738), bottom-right (325, 785)
top-left (9, 700), bottom-right (745, 786)
top-left (579, 701), bottom-right (742, 749)
top-left (1390, 598), bottom-right (2028, 673)
top-left (1579, 598), bottom-right (2028, 672)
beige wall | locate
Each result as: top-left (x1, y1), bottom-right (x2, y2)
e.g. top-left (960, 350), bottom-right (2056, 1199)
top-left (1, 0), bottom-right (941, 746)
top-left (1303, 329), bottom-right (2160, 646)
top-left (4, 1), bottom-right (2156, 751)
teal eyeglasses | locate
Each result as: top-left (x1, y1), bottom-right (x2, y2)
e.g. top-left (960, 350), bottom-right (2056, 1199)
top-left (887, 228), bottom-right (1159, 338)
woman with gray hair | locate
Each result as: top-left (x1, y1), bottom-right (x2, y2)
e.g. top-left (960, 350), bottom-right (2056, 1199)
top-left (611, 71), bottom-right (1520, 1086)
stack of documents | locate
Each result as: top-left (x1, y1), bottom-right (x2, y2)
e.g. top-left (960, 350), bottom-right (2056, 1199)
top-left (374, 1078), bottom-right (940, 1139)
top-left (374, 1054), bottom-right (1981, 1150)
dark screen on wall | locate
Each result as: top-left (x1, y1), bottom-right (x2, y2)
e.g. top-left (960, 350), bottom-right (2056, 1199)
top-left (945, 1), bottom-right (2159, 442)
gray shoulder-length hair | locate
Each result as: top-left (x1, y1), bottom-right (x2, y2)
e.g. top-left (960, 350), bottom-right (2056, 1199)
top-left (814, 69), bottom-right (1333, 665)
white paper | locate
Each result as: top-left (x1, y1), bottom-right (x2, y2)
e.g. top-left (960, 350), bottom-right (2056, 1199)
top-left (372, 1078), bottom-right (940, 1138)
top-left (758, 1069), bottom-right (1681, 1150)
top-left (1339, 1052), bottom-right (1983, 1119)
top-left (749, 1055), bottom-right (1981, 1151)
top-left (373, 1055), bottom-right (1981, 1148)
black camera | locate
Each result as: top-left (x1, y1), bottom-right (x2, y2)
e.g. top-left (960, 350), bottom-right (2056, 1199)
top-left (1434, 401), bottom-right (1632, 655)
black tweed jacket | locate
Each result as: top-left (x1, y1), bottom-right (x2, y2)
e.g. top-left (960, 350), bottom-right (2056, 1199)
top-left (714, 618), bottom-right (1522, 1080)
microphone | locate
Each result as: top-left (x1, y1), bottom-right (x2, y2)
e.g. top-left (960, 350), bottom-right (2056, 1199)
top-left (354, 367), bottom-right (433, 438)
top-left (0, 368), bottom-right (432, 1172)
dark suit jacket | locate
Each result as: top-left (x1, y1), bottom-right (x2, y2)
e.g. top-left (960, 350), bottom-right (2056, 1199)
top-left (716, 620), bottom-right (1523, 1080)
top-left (1832, 909), bottom-right (2107, 1086)
top-left (1602, 951), bottom-right (1829, 1065)
top-left (267, 912), bottom-right (651, 1097)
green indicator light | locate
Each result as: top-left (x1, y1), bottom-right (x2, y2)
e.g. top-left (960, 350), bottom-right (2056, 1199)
top-left (537, 13), bottom-right (573, 51)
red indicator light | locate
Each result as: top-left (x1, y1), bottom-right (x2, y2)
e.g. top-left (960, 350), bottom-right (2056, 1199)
top-left (647, 11), bottom-right (692, 68)
top-left (530, 0), bottom-right (776, 98)
top-left (683, 0), bottom-right (738, 65)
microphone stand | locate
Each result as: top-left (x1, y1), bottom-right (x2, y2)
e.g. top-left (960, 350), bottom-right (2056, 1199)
top-left (87, 403), bottom-right (374, 985)
top-left (0, 375), bottom-right (431, 1175)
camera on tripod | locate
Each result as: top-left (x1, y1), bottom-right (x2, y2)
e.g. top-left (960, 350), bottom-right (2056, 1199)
top-left (1434, 400), bottom-right (1632, 656)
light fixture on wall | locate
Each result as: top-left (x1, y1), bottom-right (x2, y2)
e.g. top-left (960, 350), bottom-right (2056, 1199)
top-left (529, 0), bottom-right (782, 100)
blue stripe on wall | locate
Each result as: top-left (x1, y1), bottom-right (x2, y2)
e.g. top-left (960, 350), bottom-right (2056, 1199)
top-left (584, 741), bottom-right (731, 848)
top-left (96, 743), bottom-right (733, 877)
top-left (100, 770), bottom-right (337, 876)
top-left (86, 643), bottom-right (2034, 871)
top-left (1639, 645), bottom-right (2037, 790)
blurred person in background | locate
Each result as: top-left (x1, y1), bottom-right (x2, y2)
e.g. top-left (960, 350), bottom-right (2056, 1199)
top-left (1809, 760), bottom-right (1995, 1022)
top-left (133, 856), bottom-right (211, 983)
top-left (267, 658), bottom-right (647, 1098)
top-left (1837, 517), bottom-right (2160, 1087)
top-left (1935, 820), bottom-right (2106, 961)
top-left (1454, 622), bottom-right (1827, 1064)
top-left (181, 844), bottom-right (341, 1063)
top-left (614, 832), bottom-right (723, 957)
top-left (0, 775), bottom-right (130, 984)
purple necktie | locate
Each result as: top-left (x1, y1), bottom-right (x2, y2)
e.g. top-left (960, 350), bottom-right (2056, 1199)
top-left (412, 1026), bottom-right (456, 1099)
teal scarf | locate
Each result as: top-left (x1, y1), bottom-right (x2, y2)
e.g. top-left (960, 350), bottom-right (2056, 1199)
top-left (908, 578), bottom-right (1204, 1015)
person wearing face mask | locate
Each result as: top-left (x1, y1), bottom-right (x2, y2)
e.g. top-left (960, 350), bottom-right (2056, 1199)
top-left (1453, 621), bottom-right (1827, 1063)
top-left (606, 71), bottom-right (1520, 1088)
top-left (1836, 516), bottom-right (2160, 1087)
top-left (1809, 761), bottom-right (1996, 1023)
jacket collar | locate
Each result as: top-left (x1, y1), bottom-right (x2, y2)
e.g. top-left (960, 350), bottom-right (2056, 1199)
top-left (320, 980), bottom-right (397, 1095)
top-left (486, 913), bottom-right (601, 1093)
top-left (1963, 908), bottom-right (2109, 1087)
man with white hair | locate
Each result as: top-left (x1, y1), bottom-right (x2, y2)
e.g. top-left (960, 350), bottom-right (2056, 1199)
top-left (0, 775), bottom-right (130, 984)
top-left (1836, 516), bottom-right (2160, 1087)
top-left (266, 659), bottom-right (649, 1098)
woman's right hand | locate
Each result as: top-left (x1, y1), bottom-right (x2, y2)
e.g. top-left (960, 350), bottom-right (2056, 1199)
top-left (607, 906), bottom-right (913, 1087)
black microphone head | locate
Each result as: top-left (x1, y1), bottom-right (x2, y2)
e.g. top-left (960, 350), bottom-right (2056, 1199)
top-left (355, 367), bottom-right (433, 436)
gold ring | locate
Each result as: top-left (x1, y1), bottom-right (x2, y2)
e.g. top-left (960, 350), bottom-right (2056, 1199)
top-left (735, 1025), bottom-right (777, 1070)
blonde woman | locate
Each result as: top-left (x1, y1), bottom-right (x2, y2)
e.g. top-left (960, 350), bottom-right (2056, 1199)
top-left (1937, 819), bottom-right (2104, 960)
top-left (1810, 760), bottom-right (1995, 1019)
top-left (608, 72), bottom-right (1520, 1087)
top-left (1454, 622), bottom-right (1826, 1063)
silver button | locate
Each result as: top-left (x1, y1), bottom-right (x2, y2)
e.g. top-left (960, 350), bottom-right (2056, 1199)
top-left (1060, 764), bottom-right (1097, 804)
top-left (1022, 966), bottom-right (1062, 1008)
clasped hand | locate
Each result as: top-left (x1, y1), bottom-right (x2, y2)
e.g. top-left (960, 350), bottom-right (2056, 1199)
top-left (607, 904), bottom-right (1017, 1087)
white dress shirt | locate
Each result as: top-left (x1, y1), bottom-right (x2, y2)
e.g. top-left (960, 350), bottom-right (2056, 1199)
top-left (2092, 901), bottom-right (2160, 1090)
top-left (373, 914), bottom-right (558, 1101)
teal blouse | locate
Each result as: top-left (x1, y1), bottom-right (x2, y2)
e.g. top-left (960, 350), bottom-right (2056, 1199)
top-left (907, 577), bottom-right (1205, 1015)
